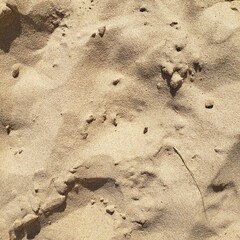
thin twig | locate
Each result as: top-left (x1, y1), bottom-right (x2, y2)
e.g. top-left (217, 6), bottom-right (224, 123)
top-left (173, 146), bottom-right (207, 220)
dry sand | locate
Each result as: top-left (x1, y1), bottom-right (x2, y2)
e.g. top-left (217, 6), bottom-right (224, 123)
top-left (1, 0), bottom-right (240, 239)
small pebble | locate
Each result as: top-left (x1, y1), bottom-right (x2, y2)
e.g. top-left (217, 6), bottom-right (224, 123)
top-left (140, 6), bottom-right (148, 12)
top-left (214, 148), bottom-right (221, 153)
top-left (103, 199), bottom-right (108, 205)
top-left (81, 132), bottom-right (88, 139)
top-left (86, 115), bottom-right (96, 124)
top-left (106, 205), bottom-right (115, 215)
top-left (120, 213), bottom-right (126, 220)
top-left (112, 79), bottom-right (120, 86)
top-left (100, 197), bottom-right (104, 202)
top-left (170, 21), bottom-right (178, 27)
top-left (205, 99), bottom-right (214, 109)
top-left (101, 114), bottom-right (107, 123)
top-left (64, 173), bottom-right (76, 184)
top-left (54, 179), bottom-right (68, 195)
top-left (112, 118), bottom-right (118, 127)
top-left (161, 63), bottom-right (174, 76)
top-left (143, 127), bottom-right (148, 134)
top-left (12, 64), bottom-right (20, 78)
top-left (5, 125), bottom-right (11, 135)
top-left (157, 83), bottom-right (162, 90)
top-left (91, 199), bottom-right (96, 205)
top-left (98, 26), bottom-right (106, 37)
top-left (170, 72), bottom-right (183, 89)
top-left (73, 184), bottom-right (79, 194)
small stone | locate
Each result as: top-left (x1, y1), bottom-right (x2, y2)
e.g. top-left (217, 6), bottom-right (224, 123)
top-left (143, 127), bottom-right (148, 134)
top-left (170, 72), bottom-right (183, 89)
top-left (132, 196), bottom-right (139, 201)
top-left (103, 199), bottom-right (108, 205)
top-left (112, 118), bottom-right (118, 127)
top-left (5, 125), bottom-right (12, 135)
top-left (205, 99), bottom-right (214, 109)
top-left (161, 63), bottom-right (174, 76)
top-left (86, 115), bottom-right (96, 124)
top-left (91, 199), bottom-right (96, 205)
top-left (120, 213), bottom-right (126, 220)
top-left (72, 184), bottom-right (79, 194)
top-left (54, 179), bottom-right (69, 195)
top-left (176, 64), bottom-right (189, 77)
top-left (12, 64), bottom-right (20, 78)
top-left (98, 26), bottom-right (106, 37)
top-left (112, 79), bottom-right (120, 86)
top-left (91, 32), bottom-right (96, 38)
top-left (157, 83), bottom-right (162, 90)
top-left (106, 205), bottom-right (115, 215)
top-left (81, 132), bottom-right (88, 139)
top-left (63, 173), bottom-right (76, 184)
top-left (69, 168), bottom-right (78, 174)
top-left (101, 114), bottom-right (107, 123)
top-left (170, 22), bottom-right (178, 27)
top-left (140, 6), bottom-right (148, 12)
top-left (214, 148), bottom-right (222, 153)
top-left (100, 197), bottom-right (104, 202)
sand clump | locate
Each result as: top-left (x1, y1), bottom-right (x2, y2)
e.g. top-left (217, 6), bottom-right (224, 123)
top-left (1, 0), bottom-right (240, 240)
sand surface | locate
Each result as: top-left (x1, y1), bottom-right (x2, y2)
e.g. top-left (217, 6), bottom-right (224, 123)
top-left (1, 0), bottom-right (240, 239)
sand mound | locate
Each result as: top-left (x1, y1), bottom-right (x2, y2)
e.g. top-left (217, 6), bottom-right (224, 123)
top-left (1, 0), bottom-right (240, 239)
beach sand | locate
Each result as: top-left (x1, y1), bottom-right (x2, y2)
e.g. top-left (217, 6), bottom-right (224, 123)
top-left (1, 0), bottom-right (240, 239)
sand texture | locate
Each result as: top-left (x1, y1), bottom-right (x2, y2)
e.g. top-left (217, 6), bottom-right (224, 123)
top-left (1, 0), bottom-right (240, 239)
